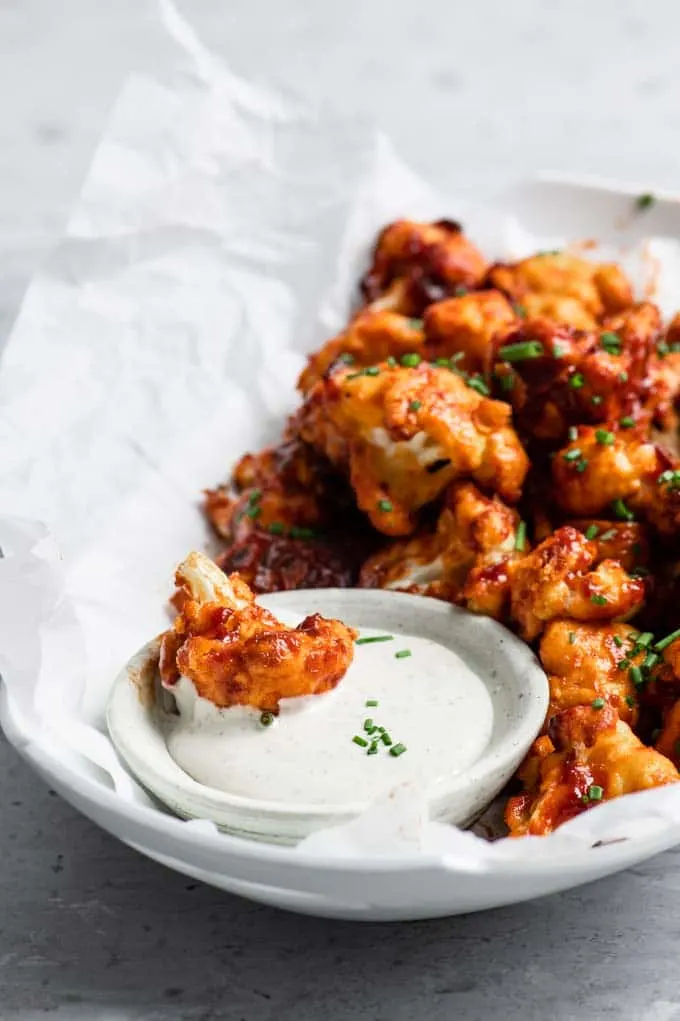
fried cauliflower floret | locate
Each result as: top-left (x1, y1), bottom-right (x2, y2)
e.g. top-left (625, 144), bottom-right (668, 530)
top-left (553, 426), bottom-right (680, 536)
top-left (205, 437), bottom-right (340, 542)
top-left (359, 481), bottom-right (523, 616)
top-left (297, 310), bottom-right (425, 393)
top-left (360, 219), bottom-right (488, 313)
top-left (422, 290), bottom-right (516, 373)
top-left (508, 526), bottom-right (645, 640)
top-left (567, 520), bottom-right (649, 572)
top-left (505, 705), bottom-right (679, 836)
top-left (295, 362), bottom-right (529, 536)
top-left (539, 621), bottom-right (641, 725)
top-left (519, 293), bottom-right (598, 331)
top-left (488, 251), bottom-right (633, 322)
top-left (159, 552), bottom-right (357, 712)
top-left (552, 426), bottom-right (657, 518)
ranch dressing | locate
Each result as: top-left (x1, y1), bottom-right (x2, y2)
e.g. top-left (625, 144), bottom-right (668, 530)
top-left (165, 625), bottom-right (494, 808)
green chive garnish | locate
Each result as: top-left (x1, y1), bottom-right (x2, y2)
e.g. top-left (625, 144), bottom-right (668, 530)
top-left (500, 374), bottom-right (515, 392)
top-left (655, 628), bottom-right (680, 652)
top-left (600, 331), bottom-right (622, 354)
top-left (409, 399), bottom-right (422, 412)
top-left (592, 698), bottom-right (605, 709)
top-left (338, 352), bottom-right (355, 364)
top-left (363, 718), bottom-right (374, 732)
top-left (268, 521), bottom-right (285, 535)
top-left (401, 352), bottom-right (422, 368)
top-left (395, 649), bottom-right (412, 659)
top-left (386, 356), bottom-right (398, 367)
top-left (454, 285), bottom-right (469, 297)
top-left (246, 504), bottom-right (261, 519)
top-left (613, 636), bottom-right (624, 648)
top-left (377, 499), bottom-right (393, 512)
top-left (498, 340), bottom-right (544, 362)
top-left (576, 458), bottom-right (589, 473)
top-left (634, 632), bottom-right (655, 649)
top-left (620, 416), bottom-right (635, 428)
top-left (629, 665), bottom-right (644, 687)
top-left (467, 375), bottom-right (490, 396)
top-left (290, 525), bottom-right (316, 539)
top-left (618, 371), bottom-right (629, 382)
top-left (625, 695), bottom-right (636, 708)
top-left (599, 528), bottom-right (618, 541)
top-left (591, 594), bottom-right (608, 605)
top-left (591, 394), bottom-right (603, 405)
top-left (595, 429), bottom-right (615, 446)
top-left (658, 341), bottom-right (670, 358)
top-left (643, 651), bottom-right (660, 672)
top-left (390, 743), bottom-right (407, 757)
top-left (515, 521), bottom-right (527, 551)
top-left (585, 525), bottom-right (599, 540)
top-left (563, 448), bottom-right (582, 462)
top-left (367, 743), bottom-right (379, 755)
top-left (513, 302), bottom-right (527, 318)
top-left (587, 784), bottom-right (604, 801)
top-left (381, 732), bottom-right (393, 746)
top-left (569, 372), bottom-right (585, 389)
top-left (365, 699), bottom-right (379, 707)
top-left (636, 193), bottom-right (655, 211)
top-left (611, 498), bottom-right (634, 521)
top-left (355, 634), bottom-right (394, 645)
top-left (260, 711), bottom-right (275, 727)
top-left (408, 318), bottom-right (424, 330)
top-left (353, 735), bottom-right (368, 748)
top-left (568, 632), bottom-right (576, 644)
top-left (364, 366), bottom-right (380, 376)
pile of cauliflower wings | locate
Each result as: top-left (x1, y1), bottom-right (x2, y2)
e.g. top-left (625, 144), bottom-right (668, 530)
top-left (204, 219), bottom-right (680, 836)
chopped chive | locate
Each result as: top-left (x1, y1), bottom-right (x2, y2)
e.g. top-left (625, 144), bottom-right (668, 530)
top-left (363, 718), bottom-right (374, 732)
top-left (498, 340), bottom-right (544, 362)
top-left (434, 357), bottom-right (450, 367)
top-left (366, 726), bottom-right (380, 736)
top-left (620, 416), bottom-right (635, 428)
top-left (599, 528), bottom-right (618, 541)
top-left (643, 651), bottom-right (660, 672)
top-left (499, 373), bottom-right (515, 392)
top-left (629, 665), bottom-right (644, 687)
top-left (563, 448), bottom-right (582, 462)
top-left (513, 302), bottom-right (527, 318)
top-left (585, 524), bottom-right (599, 540)
top-left (409, 399), bottom-right (422, 412)
top-left (395, 649), bottom-right (412, 659)
top-left (367, 743), bottom-right (379, 756)
top-left (576, 458), bottom-right (589, 473)
top-left (591, 394), bottom-right (604, 405)
top-left (654, 628), bottom-right (680, 652)
top-left (365, 699), bottom-right (379, 707)
top-left (553, 342), bottom-right (567, 359)
top-left (381, 732), bottom-right (393, 746)
top-left (408, 318), bottom-right (424, 330)
top-left (364, 366), bottom-right (381, 376)
top-left (515, 520), bottom-right (527, 551)
top-left (636, 192), bottom-right (655, 211)
top-left (600, 331), bottom-right (622, 354)
top-left (595, 429), bottom-right (615, 446)
top-left (248, 488), bottom-right (262, 503)
top-left (450, 352), bottom-right (466, 365)
top-left (618, 371), bottom-right (629, 382)
top-left (353, 735), bottom-right (368, 748)
top-left (268, 521), bottom-right (285, 535)
top-left (625, 695), bottom-right (637, 708)
top-left (246, 504), bottom-right (261, 519)
top-left (355, 634), bottom-right (394, 645)
top-left (569, 372), bottom-right (585, 389)
top-left (467, 375), bottom-right (490, 396)
top-left (260, 711), bottom-right (275, 727)
top-left (400, 352), bottom-right (422, 368)
top-left (290, 525), bottom-right (316, 539)
top-left (613, 635), bottom-right (624, 648)
top-left (568, 632), bottom-right (576, 644)
top-left (658, 341), bottom-right (670, 358)
top-left (587, 784), bottom-right (604, 801)
top-left (377, 499), bottom-right (393, 512)
top-left (338, 352), bottom-right (355, 364)
top-left (592, 698), bottom-right (605, 709)
top-left (390, 743), bottom-right (407, 757)
top-left (591, 594), bottom-right (608, 605)
top-left (568, 426), bottom-right (578, 441)
top-left (386, 355), bottom-right (398, 367)
top-left (454, 285), bottom-right (469, 297)
top-left (611, 498), bottom-right (634, 521)
top-left (634, 631), bottom-right (655, 649)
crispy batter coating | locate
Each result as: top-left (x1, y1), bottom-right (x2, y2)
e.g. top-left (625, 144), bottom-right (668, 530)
top-left (360, 220), bottom-right (488, 313)
top-left (297, 310), bottom-right (425, 393)
top-left (295, 361), bottom-right (529, 535)
top-left (359, 481), bottom-right (522, 616)
top-left (567, 520), bottom-right (649, 572)
top-left (159, 552), bottom-right (357, 712)
top-left (505, 704), bottom-right (679, 836)
top-left (508, 526), bottom-right (645, 640)
top-left (488, 251), bottom-right (633, 323)
top-left (539, 621), bottom-right (641, 725)
top-left (422, 290), bottom-right (516, 373)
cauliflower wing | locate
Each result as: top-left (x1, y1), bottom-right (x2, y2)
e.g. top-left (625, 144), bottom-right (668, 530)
top-left (159, 552), bottom-right (357, 712)
top-left (295, 361), bottom-right (529, 535)
top-left (508, 526), bottom-right (645, 640)
top-left (488, 251), bottom-right (633, 323)
top-left (505, 704), bottom-right (679, 836)
top-left (422, 290), bottom-right (516, 374)
top-left (360, 219), bottom-right (488, 313)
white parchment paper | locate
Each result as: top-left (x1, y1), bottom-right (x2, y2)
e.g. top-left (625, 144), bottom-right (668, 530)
top-left (3, 0), bottom-right (680, 862)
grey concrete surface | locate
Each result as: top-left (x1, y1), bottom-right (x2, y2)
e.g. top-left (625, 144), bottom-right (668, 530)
top-left (3, 0), bottom-right (680, 1017)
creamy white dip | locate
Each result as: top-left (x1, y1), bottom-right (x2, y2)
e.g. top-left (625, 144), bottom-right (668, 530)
top-left (165, 624), bottom-right (494, 809)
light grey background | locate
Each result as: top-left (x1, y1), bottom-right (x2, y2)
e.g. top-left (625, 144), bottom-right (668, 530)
top-left (2, 1), bottom-right (680, 1017)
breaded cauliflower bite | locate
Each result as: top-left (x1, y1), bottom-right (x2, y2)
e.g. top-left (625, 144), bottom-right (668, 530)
top-left (295, 360), bottom-right (529, 535)
top-left (508, 526), bottom-right (645, 641)
top-left (488, 251), bottom-right (634, 325)
top-left (359, 481), bottom-right (523, 616)
top-left (159, 552), bottom-right (357, 712)
top-left (422, 290), bottom-right (516, 374)
top-left (360, 219), bottom-right (488, 313)
top-left (505, 704), bottom-right (679, 837)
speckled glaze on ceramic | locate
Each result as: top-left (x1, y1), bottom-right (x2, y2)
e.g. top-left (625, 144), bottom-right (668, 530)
top-left (107, 589), bottom-right (548, 845)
